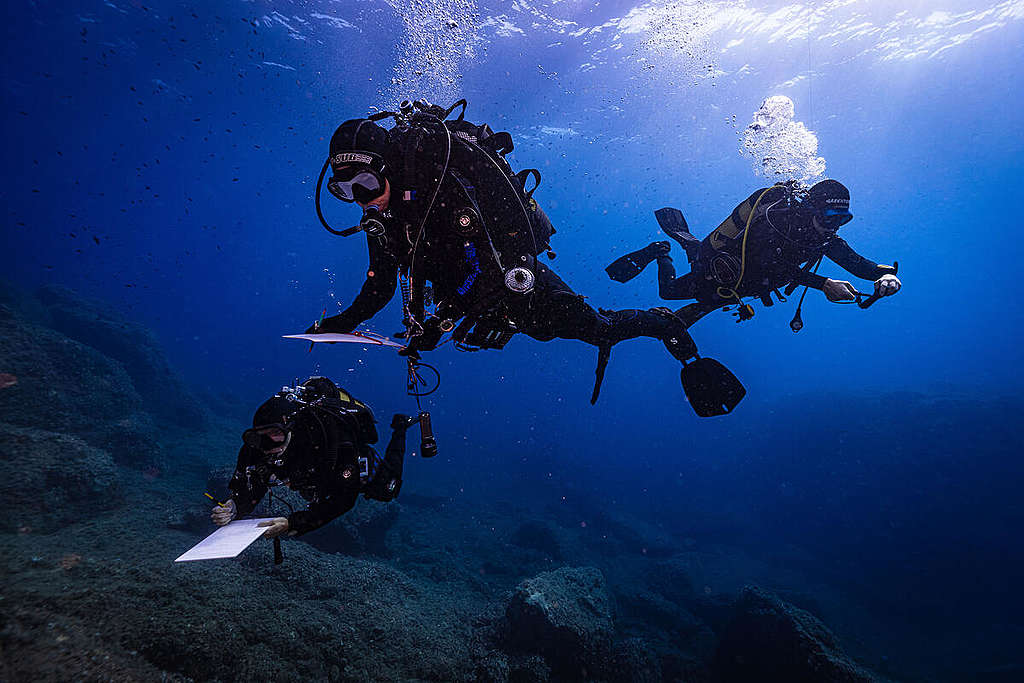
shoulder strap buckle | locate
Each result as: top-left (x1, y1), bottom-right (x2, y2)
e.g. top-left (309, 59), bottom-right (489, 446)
top-left (514, 168), bottom-right (541, 198)
top-left (479, 131), bottom-right (514, 157)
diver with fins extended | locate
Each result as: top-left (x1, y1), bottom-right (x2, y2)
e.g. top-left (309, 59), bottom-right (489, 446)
top-left (307, 98), bottom-right (744, 416)
top-left (606, 179), bottom-right (902, 331)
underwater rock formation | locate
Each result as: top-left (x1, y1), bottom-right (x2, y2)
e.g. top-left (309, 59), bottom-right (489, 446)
top-left (2, 509), bottom-right (493, 683)
top-left (510, 518), bottom-right (564, 559)
top-left (1, 278), bottom-right (985, 682)
top-left (606, 637), bottom-right (663, 683)
top-left (36, 285), bottom-right (207, 428)
top-left (0, 303), bottom-right (142, 438)
top-left (91, 412), bottom-right (162, 467)
top-left (505, 566), bottom-right (615, 679)
top-left (0, 423), bottom-right (121, 533)
top-left (715, 586), bottom-right (881, 682)
top-left (479, 652), bottom-right (551, 683)
top-left (0, 299), bottom-right (166, 470)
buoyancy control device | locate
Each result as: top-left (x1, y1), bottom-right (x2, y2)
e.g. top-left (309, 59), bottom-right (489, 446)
top-left (320, 98), bottom-right (556, 350)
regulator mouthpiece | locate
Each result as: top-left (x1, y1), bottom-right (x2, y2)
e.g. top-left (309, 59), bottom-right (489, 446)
top-left (360, 207), bottom-right (386, 237)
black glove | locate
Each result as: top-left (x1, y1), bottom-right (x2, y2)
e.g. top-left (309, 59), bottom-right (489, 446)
top-left (401, 317), bottom-right (445, 354)
top-left (390, 413), bottom-right (415, 431)
top-left (305, 314), bottom-right (355, 334)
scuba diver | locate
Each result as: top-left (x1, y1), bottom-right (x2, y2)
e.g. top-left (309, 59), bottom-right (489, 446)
top-left (606, 180), bottom-right (902, 330)
top-left (210, 377), bottom-right (436, 543)
top-left (308, 98), bottom-right (744, 416)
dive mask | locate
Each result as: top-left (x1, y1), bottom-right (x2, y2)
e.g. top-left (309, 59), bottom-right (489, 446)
top-left (819, 207), bottom-right (853, 231)
top-left (327, 165), bottom-right (385, 204)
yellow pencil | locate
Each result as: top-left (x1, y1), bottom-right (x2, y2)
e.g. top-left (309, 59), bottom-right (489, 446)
top-left (204, 492), bottom-right (226, 507)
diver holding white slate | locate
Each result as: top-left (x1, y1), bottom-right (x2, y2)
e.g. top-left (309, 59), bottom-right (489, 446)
top-left (179, 377), bottom-right (435, 564)
top-left (303, 98), bottom-right (740, 416)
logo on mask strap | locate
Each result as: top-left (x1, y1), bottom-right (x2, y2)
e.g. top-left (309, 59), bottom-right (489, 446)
top-left (332, 152), bottom-right (374, 166)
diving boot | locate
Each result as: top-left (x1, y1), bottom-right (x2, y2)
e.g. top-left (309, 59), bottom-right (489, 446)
top-left (605, 241), bottom-right (672, 283)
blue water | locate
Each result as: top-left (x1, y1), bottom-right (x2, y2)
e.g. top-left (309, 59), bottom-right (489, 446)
top-left (4, 1), bottom-right (1024, 680)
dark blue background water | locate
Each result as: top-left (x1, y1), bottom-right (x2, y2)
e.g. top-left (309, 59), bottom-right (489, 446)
top-left (4, 1), bottom-right (1024, 677)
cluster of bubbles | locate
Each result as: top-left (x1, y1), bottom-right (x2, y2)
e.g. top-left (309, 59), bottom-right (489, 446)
top-left (385, 0), bottom-right (480, 104)
top-left (741, 95), bottom-right (825, 182)
top-left (322, 267), bottom-right (340, 310)
top-left (632, 1), bottom-right (718, 84)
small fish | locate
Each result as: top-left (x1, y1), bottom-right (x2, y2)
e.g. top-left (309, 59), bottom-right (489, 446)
top-left (0, 373), bottom-right (17, 389)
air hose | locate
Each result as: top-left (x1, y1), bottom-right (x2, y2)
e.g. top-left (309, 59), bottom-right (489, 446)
top-left (716, 186), bottom-right (778, 318)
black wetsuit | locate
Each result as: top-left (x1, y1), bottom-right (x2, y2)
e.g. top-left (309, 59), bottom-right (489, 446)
top-left (522, 263), bottom-right (694, 360)
top-left (228, 408), bottom-right (407, 535)
top-left (656, 187), bottom-right (895, 324)
top-left (319, 164), bottom-right (696, 363)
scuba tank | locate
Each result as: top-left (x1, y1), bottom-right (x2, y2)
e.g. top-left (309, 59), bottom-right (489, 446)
top-left (315, 98), bottom-right (555, 346)
top-left (386, 99), bottom-right (553, 342)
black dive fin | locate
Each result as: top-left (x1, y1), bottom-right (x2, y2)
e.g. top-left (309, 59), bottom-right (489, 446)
top-left (591, 345), bottom-right (612, 404)
top-left (680, 358), bottom-right (746, 417)
top-left (605, 247), bottom-right (656, 283)
top-left (655, 207), bottom-right (701, 262)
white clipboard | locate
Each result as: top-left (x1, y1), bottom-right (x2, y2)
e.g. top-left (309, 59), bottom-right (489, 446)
top-left (174, 518), bottom-right (277, 562)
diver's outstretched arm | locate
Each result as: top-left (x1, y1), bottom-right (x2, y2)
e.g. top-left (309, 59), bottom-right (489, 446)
top-left (311, 235), bottom-right (399, 333)
top-left (363, 414), bottom-right (410, 501)
top-left (825, 237), bottom-right (897, 282)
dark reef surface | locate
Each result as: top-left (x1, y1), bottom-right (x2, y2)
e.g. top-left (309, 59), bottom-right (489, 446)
top-left (1, 282), bottom-right (1020, 682)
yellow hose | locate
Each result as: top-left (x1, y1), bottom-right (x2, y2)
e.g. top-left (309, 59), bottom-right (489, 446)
top-left (716, 186), bottom-right (777, 304)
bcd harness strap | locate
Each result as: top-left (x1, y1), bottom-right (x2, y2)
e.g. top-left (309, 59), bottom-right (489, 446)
top-left (715, 185), bottom-right (779, 307)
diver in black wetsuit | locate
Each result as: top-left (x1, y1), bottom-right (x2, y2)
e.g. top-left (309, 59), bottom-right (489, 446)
top-left (607, 180), bottom-right (902, 327)
top-left (210, 377), bottom-right (422, 539)
top-left (308, 100), bottom-right (713, 408)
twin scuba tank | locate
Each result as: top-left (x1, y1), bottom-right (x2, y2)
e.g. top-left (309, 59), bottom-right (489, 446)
top-left (389, 99), bottom-right (554, 296)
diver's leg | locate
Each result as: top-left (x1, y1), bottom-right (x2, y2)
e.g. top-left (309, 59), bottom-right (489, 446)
top-left (674, 302), bottom-right (717, 328)
top-left (597, 307), bottom-right (697, 362)
top-left (656, 255), bottom-right (698, 301)
top-left (522, 265), bottom-right (710, 405)
top-left (523, 265), bottom-right (697, 361)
